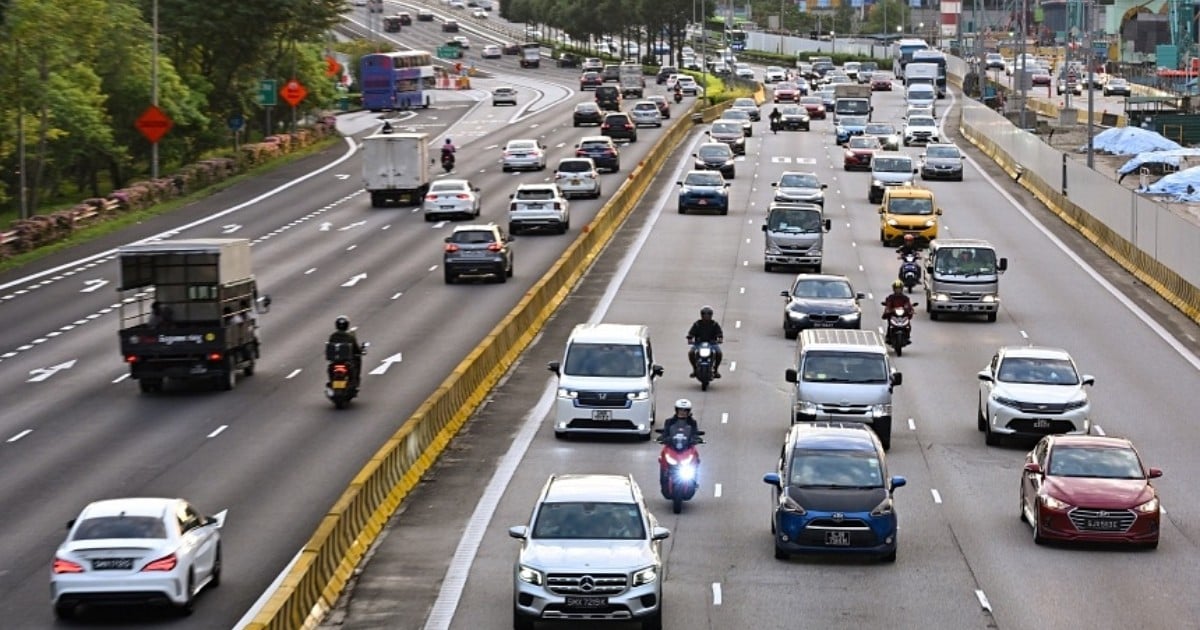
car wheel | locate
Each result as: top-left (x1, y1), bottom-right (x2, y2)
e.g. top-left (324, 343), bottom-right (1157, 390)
top-left (209, 543), bottom-right (222, 588)
top-left (1031, 502), bottom-right (1046, 545)
top-left (784, 322), bottom-right (798, 340)
top-left (573, 121), bottom-right (580, 127)
top-left (554, 430), bottom-right (569, 440)
top-left (984, 423), bottom-right (1000, 446)
top-left (678, 204), bottom-right (686, 214)
top-left (444, 269), bottom-right (456, 284)
top-left (880, 548), bottom-right (897, 563)
top-left (501, 166), bottom-right (510, 173)
top-left (986, 311), bottom-right (998, 323)
top-left (54, 603), bottom-right (76, 620)
top-left (1019, 486), bottom-right (1029, 523)
top-left (424, 213), bottom-right (435, 222)
top-left (977, 398), bottom-right (987, 432)
top-left (774, 543), bottom-right (790, 560)
top-left (641, 607), bottom-right (663, 630)
top-left (513, 606), bottom-right (536, 630)
top-left (764, 261), bottom-right (773, 272)
top-left (218, 361), bottom-right (236, 391)
top-left (178, 572), bottom-right (196, 616)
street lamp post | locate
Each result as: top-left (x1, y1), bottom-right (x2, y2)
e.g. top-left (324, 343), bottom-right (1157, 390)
top-left (1084, 0), bottom-right (1095, 167)
top-left (151, 0), bottom-right (159, 180)
top-left (831, 31), bottom-right (836, 55)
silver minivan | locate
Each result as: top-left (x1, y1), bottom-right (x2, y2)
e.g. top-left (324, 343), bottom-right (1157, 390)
top-left (905, 83), bottom-right (936, 110)
top-left (784, 329), bottom-right (902, 450)
top-left (548, 323), bottom-right (663, 439)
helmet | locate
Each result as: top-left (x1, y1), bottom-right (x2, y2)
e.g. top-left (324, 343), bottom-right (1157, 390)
top-left (335, 316), bottom-right (350, 332)
top-left (700, 306), bottom-right (714, 317)
top-left (903, 234), bottom-right (915, 243)
top-left (445, 138), bottom-right (453, 144)
top-left (892, 280), bottom-right (904, 289)
top-left (674, 398), bottom-right (692, 411)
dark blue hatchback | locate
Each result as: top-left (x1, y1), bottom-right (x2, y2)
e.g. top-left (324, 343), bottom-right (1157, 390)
top-left (763, 422), bottom-right (906, 562)
top-left (677, 170), bottom-right (730, 214)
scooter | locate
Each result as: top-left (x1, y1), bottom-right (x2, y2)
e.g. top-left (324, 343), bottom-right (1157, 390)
top-left (770, 117), bottom-right (781, 134)
top-left (898, 252), bottom-right (922, 293)
top-left (441, 152), bottom-right (455, 173)
top-left (691, 342), bottom-right (716, 391)
top-left (657, 427), bottom-right (705, 514)
top-left (882, 305), bottom-right (917, 356)
top-left (325, 341), bottom-right (369, 409)
top-left (673, 90), bottom-right (683, 104)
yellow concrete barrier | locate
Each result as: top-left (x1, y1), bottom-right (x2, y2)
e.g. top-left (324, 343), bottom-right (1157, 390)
top-left (245, 100), bottom-right (703, 630)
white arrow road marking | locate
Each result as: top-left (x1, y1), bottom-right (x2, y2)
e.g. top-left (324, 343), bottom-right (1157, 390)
top-left (27, 359), bottom-right (77, 382)
top-left (221, 224), bottom-right (242, 234)
top-left (369, 352), bottom-right (403, 375)
top-left (341, 273), bottom-right (368, 287)
top-left (336, 174), bottom-right (350, 180)
top-left (319, 222), bottom-right (333, 231)
top-left (80, 279), bottom-right (109, 293)
top-left (338, 220), bottom-right (367, 231)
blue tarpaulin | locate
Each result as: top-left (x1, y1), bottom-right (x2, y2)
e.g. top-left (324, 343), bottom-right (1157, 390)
top-left (1138, 165), bottom-right (1200, 202)
top-left (1085, 127), bottom-right (1183, 155)
top-left (1116, 149), bottom-right (1200, 175)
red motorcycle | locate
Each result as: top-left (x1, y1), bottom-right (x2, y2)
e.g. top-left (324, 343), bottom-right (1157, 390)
top-left (657, 426), bottom-right (705, 514)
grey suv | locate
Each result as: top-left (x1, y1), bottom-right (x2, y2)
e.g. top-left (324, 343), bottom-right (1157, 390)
top-left (442, 224), bottom-right (513, 284)
top-left (509, 474), bottom-right (668, 630)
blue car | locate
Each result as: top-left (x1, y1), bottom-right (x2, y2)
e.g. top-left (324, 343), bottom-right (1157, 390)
top-left (763, 422), bottom-right (906, 562)
top-left (835, 115), bottom-right (869, 145)
top-left (677, 170), bottom-right (730, 214)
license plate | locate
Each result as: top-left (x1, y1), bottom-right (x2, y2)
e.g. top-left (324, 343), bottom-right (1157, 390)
top-left (1084, 519), bottom-right (1123, 531)
top-left (526, 203), bottom-right (543, 209)
top-left (1033, 418), bottom-right (1051, 429)
top-left (441, 205), bottom-right (456, 210)
top-left (698, 199), bottom-right (708, 205)
top-left (332, 380), bottom-right (348, 390)
top-left (92, 558), bottom-right (134, 570)
top-left (592, 410), bottom-right (612, 422)
top-left (824, 531), bottom-right (851, 546)
top-left (570, 179), bottom-right (581, 185)
top-left (564, 596), bottom-right (608, 609)
top-left (190, 365), bottom-right (208, 375)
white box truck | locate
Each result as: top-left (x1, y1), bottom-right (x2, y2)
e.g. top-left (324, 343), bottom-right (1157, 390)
top-left (520, 42), bottom-right (541, 68)
top-left (362, 131), bottom-right (431, 207)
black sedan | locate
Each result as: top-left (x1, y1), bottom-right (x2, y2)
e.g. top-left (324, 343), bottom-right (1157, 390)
top-left (780, 274), bottom-right (866, 338)
top-left (693, 142), bottom-right (736, 179)
top-left (572, 102), bottom-right (604, 127)
top-left (778, 105), bottom-right (810, 131)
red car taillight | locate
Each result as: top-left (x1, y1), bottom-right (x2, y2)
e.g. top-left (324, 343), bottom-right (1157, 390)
top-left (575, 150), bottom-right (586, 157)
top-left (444, 243), bottom-right (459, 252)
top-left (141, 553), bottom-right (177, 572)
top-left (53, 558), bottom-right (85, 574)
top-left (124, 355), bottom-right (138, 363)
top-left (455, 194), bottom-right (469, 200)
top-left (601, 123), bottom-right (610, 129)
top-left (425, 194), bottom-right (438, 201)
top-left (207, 352), bottom-right (222, 361)
top-left (487, 243), bottom-right (503, 252)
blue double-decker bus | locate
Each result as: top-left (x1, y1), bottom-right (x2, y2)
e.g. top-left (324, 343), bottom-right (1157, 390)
top-left (360, 51), bottom-right (434, 111)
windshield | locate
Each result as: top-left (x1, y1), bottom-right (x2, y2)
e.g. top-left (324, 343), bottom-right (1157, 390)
top-left (926, 146), bottom-right (959, 159)
top-left (800, 96), bottom-right (822, 105)
top-left (934, 247), bottom-right (998, 275)
top-left (733, 98), bottom-right (756, 108)
top-left (886, 197), bottom-right (933, 215)
top-left (514, 187), bottom-right (556, 200)
top-left (73, 516), bottom-right (167, 540)
top-left (997, 357), bottom-right (1080, 385)
top-left (698, 145), bottom-right (731, 159)
top-left (563, 342), bottom-right (646, 377)
top-left (909, 117), bottom-right (936, 128)
top-left (837, 100), bottom-right (870, 114)
top-left (866, 124), bottom-right (895, 135)
top-left (712, 122), bottom-right (741, 134)
top-left (430, 181), bottom-right (469, 193)
top-left (801, 351), bottom-right (889, 383)
top-left (1047, 447), bottom-right (1144, 479)
top-left (685, 172), bottom-right (724, 186)
top-left (839, 116), bottom-right (868, 128)
top-left (788, 450), bottom-right (883, 489)
top-left (781, 106), bottom-right (804, 116)
top-left (779, 173), bottom-right (819, 188)
top-left (532, 502), bottom-right (646, 539)
top-left (873, 157), bottom-right (913, 173)
top-left (791, 279), bottom-right (853, 298)
top-left (768, 208), bottom-right (822, 233)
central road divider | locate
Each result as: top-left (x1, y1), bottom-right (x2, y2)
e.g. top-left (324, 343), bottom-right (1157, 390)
top-left (246, 96), bottom-right (733, 630)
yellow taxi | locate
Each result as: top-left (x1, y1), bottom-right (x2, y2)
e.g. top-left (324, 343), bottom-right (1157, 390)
top-left (878, 186), bottom-right (941, 246)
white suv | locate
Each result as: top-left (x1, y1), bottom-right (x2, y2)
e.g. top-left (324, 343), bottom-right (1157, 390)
top-left (508, 183), bottom-right (570, 234)
top-left (977, 346), bottom-right (1095, 446)
top-left (553, 158), bottom-right (602, 199)
top-left (509, 474), bottom-right (669, 630)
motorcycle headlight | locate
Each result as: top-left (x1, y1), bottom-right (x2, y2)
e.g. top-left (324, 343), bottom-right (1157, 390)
top-left (779, 493), bottom-right (806, 515)
top-left (1041, 495), bottom-right (1071, 511)
top-left (981, 294), bottom-right (997, 303)
top-left (870, 496), bottom-right (894, 516)
top-left (518, 565), bottom-right (544, 585)
top-left (632, 566), bottom-right (659, 586)
top-left (557, 388), bottom-right (578, 399)
top-left (677, 462), bottom-right (697, 481)
top-left (797, 400), bottom-right (818, 415)
top-left (992, 395), bottom-right (1022, 409)
top-left (627, 390), bottom-right (649, 401)
top-left (1135, 497), bottom-right (1159, 514)
top-left (870, 403), bottom-right (891, 418)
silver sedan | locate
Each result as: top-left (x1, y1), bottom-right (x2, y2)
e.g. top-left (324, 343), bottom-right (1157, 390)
top-left (501, 139), bottom-right (547, 172)
top-left (423, 179), bottom-right (482, 221)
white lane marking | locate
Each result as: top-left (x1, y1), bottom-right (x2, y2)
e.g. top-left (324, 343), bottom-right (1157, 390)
top-left (208, 425), bottom-right (229, 438)
top-left (1093, 425), bottom-right (1106, 436)
top-left (425, 129), bottom-right (709, 630)
top-left (7, 429), bottom-right (33, 443)
top-left (485, 144), bottom-right (498, 150)
top-left (341, 273), bottom-right (368, 287)
top-left (111, 373), bottom-right (130, 384)
top-left (931, 489), bottom-right (943, 504)
top-left (0, 352), bottom-right (15, 358)
top-left (907, 417), bottom-right (916, 431)
top-left (391, 292), bottom-right (403, 300)
top-left (963, 115), bottom-right (1200, 373)
top-left (305, 268), bottom-right (317, 275)
top-left (429, 265), bottom-right (439, 272)
top-left (729, 360), bottom-right (737, 372)
top-left (739, 287), bottom-right (745, 294)
top-left (27, 359), bottom-right (77, 382)
top-left (346, 244), bottom-right (357, 252)
top-left (286, 369), bottom-right (302, 379)
top-left (714, 484), bottom-right (723, 498)
top-left (369, 352), bottom-right (404, 375)
top-left (80, 279), bottom-right (109, 293)
top-left (735, 320), bottom-right (742, 328)
top-left (1020, 330), bottom-right (1028, 339)
top-left (712, 582), bottom-right (723, 606)
top-left (382, 224), bottom-right (392, 230)
top-left (721, 412), bottom-right (729, 424)
top-left (975, 589), bottom-right (993, 612)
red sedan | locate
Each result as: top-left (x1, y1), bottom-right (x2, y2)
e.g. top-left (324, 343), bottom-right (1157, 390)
top-left (870, 72), bottom-right (895, 91)
top-left (799, 96), bottom-right (826, 120)
top-left (773, 82), bottom-right (800, 103)
top-left (843, 135), bottom-right (881, 171)
top-left (1020, 435), bottom-right (1162, 548)
top-left (579, 71), bottom-right (603, 91)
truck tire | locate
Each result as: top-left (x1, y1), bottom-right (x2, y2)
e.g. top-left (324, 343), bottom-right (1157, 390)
top-left (138, 378), bottom-right (163, 394)
top-left (987, 311), bottom-right (998, 323)
top-left (218, 363), bottom-right (236, 391)
top-left (370, 192), bottom-right (383, 208)
top-left (243, 360), bottom-right (255, 377)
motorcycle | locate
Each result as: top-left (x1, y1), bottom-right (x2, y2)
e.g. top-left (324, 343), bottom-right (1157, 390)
top-left (897, 252), bottom-right (922, 293)
top-left (770, 117), bottom-right (781, 134)
top-left (657, 427), bottom-right (705, 514)
top-left (441, 151), bottom-right (455, 173)
top-left (673, 90), bottom-right (683, 104)
top-left (882, 304), bottom-right (917, 356)
top-left (691, 342), bottom-right (716, 390)
top-left (325, 341), bottom-right (369, 409)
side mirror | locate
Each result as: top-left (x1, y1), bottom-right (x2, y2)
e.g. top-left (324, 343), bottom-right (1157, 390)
top-left (474, 187), bottom-right (481, 192)
top-left (651, 526), bottom-right (671, 541)
top-left (259, 295), bottom-right (272, 312)
top-left (1148, 467), bottom-right (1163, 479)
top-left (676, 181), bottom-right (683, 186)
top-left (855, 292), bottom-right (866, 300)
top-left (507, 525), bottom-right (528, 539)
top-left (651, 364), bottom-right (664, 378)
top-left (1081, 375), bottom-right (1095, 386)
top-left (1023, 462), bottom-right (1043, 474)
top-left (998, 257), bottom-right (1009, 272)
top-left (823, 219), bottom-right (832, 231)
top-left (935, 208), bottom-right (943, 215)
top-left (508, 194), bottom-right (515, 199)
top-left (912, 168), bottom-right (918, 174)
top-left (890, 476), bottom-right (907, 489)
top-left (977, 370), bottom-right (994, 382)
top-left (547, 361), bottom-right (560, 375)
top-left (890, 371), bottom-right (903, 386)
top-left (724, 182), bottom-right (730, 187)
top-left (763, 472), bottom-right (782, 486)
top-left (780, 289), bottom-right (790, 297)
top-left (878, 207), bottom-right (885, 214)
top-left (821, 183), bottom-right (829, 189)
top-left (784, 368), bottom-right (798, 383)
top-left (444, 236), bottom-right (453, 243)
top-left (911, 302), bottom-right (921, 309)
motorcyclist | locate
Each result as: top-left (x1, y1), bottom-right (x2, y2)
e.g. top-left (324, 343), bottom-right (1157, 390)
top-left (687, 306), bottom-right (724, 379)
top-left (882, 280), bottom-right (914, 319)
top-left (380, 120), bottom-right (395, 134)
top-left (328, 316), bottom-right (364, 387)
top-left (660, 399), bottom-right (701, 488)
top-left (673, 83), bottom-right (683, 102)
top-left (441, 138), bottom-right (456, 164)
top-left (895, 233), bottom-right (920, 258)
top-left (768, 106), bottom-right (782, 132)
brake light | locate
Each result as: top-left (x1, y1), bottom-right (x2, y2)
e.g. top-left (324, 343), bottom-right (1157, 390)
top-left (455, 194), bottom-right (470, 200)
top-left (601, 123), bottom-right (610, 129)
top-left (141, 553), bottom-right (177, 572)
top-left (606, 149), bottom-right (616, 155)
top-left (207, 352), bottom-right (222, 361)
top-left (332, 364), bottom-right (349, 375)
top-left (487, 243), bottom-right (503, 252)
top-left (444, 243), bottom-right (459, 252)
top-left (53, 558), bottom-right (85, 574)
top-left (575, 150), bottom-right (585, 157)
top-left (125, 355), bottom-right (138, 363)
top-left (425, 194), bottom-right (438, 201)
top-left (553, 202), bottom-right (562, 210)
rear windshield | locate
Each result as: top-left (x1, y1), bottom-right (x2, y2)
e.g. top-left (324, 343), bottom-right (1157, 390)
top-left (558, 160), bottom-right (592, 173)
top-left (73, 516), bottom-right (167, 540)
top-left (515, 187), bottom-right (557, 200)
top-left (564, 342), bottom-right (646, 377)
top-left (449, 230), bottom-right (497, 244)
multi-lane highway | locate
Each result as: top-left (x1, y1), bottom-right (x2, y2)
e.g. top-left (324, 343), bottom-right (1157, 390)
top-left (322, 14), bottom-right (1200, 630)
top-left (0, 4), bottom-right (696, 627)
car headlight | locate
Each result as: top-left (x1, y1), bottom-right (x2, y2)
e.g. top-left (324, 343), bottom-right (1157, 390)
top-left (1061, 398), bottom-right (1088, 411)
top-left (886, 218), bottom-right (899, 226)
top-left (627, 389), bottom-right (649, 401)
top-left (808, 246), bottom-right (822, 255)
top-left (872, 179), bottom-right (884, 187)
top-left (870, 496), bottom-right (894, 516)
top-left (632, 566), bottom-right (659, 586)
top-left (787, 305), bottom-right (810, 318)
top-left (557, 388), bottom-right (578, 399)
top-left (839, 311), bottom-right (860, 321)
top-left (933, 293), bottom-right (949, 302)
top-left (1041, 495), bottom-right (1070, 511)
top-left (797, 400), bottom-right (818, 415)
top-left (724, 160), bottom-right (735, 166)
top-left (992, 395), bottom-right (1022, 409)
top-left (779, 493), bottom-right (806, 515)
top-left (924, 219), bottom-right (936, 227)
top-left (870, 403), bottom-right (891, 418)
top-left (518, 565), bottom-right (544, 585)
top-left (981, 294), bottom-right (997, 303)
top-left (1135, 497), bottom-right (1159, 514)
